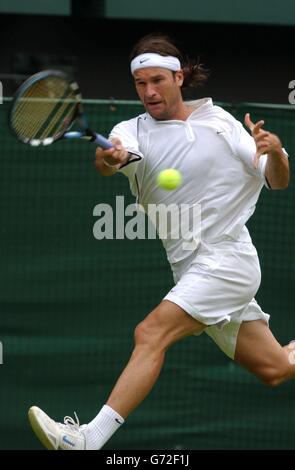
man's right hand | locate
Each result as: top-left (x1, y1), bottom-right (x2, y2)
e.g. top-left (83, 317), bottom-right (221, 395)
top-left (95, 138), bottom-right (129, 175)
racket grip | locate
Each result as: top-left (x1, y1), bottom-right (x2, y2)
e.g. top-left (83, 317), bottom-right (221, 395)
top-left (94, 133), bottom-right (114, 149)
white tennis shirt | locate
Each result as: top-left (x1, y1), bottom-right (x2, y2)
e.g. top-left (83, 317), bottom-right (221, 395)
top-left (109, 98), bottom-right (269, 264)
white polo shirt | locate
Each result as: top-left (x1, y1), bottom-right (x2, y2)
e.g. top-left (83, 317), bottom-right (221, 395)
top-left (109, 98), bottom-right (269, 264)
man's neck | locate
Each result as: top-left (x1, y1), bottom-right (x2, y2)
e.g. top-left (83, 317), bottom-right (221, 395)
top-left (171, 103), bottom-right (194, 121)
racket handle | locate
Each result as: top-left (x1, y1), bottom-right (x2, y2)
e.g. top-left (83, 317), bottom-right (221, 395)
top-left (94, 133), bottom-right (114, 149)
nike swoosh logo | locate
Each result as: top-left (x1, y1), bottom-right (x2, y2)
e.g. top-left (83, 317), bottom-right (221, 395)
top-left (115, 418), bottom-right (123, 424)
top-left (216, 131), bottom-right (225, 134)
top-left (62, 435), bottom-right (75, 446)
top-left (140, 58), bottom-right (149, 64)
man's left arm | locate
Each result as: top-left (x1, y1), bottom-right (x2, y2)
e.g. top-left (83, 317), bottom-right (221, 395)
top-left (244, 113), bottom-right (290, 190)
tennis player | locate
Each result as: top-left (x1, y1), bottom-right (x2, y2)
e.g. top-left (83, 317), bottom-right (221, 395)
top-left (28, 33), bottom-right (291, 450)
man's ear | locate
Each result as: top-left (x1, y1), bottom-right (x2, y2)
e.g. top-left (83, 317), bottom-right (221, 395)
top-left (175, 70), bottom-right (184, 87)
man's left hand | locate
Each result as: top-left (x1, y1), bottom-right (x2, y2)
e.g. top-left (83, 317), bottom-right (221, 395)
top-left (244, 113), bottom-right (283, 169)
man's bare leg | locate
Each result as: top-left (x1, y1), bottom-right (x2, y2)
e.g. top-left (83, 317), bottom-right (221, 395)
top-left (80, 300), bottom-right (205, 449)
top-left (107, 300), bottom-right (205, 417)
top-left (235, 319), bottom-right (295, 385)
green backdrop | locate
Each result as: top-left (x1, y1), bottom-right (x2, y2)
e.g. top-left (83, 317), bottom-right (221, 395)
top-left (0, 99), bottom-right (295, 449)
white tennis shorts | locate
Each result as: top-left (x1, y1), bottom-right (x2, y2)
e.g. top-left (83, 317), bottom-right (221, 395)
top-left (164, 240), bottom-right (270, 359)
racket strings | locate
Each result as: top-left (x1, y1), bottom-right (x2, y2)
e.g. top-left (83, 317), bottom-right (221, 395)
top-left (14, 80), bottom-right (72, 139)
top-left (12, 80), bottom-right (65, 137)
top-left (12, 84), bottom-right (53, 140)
top-left (12, 77), bottom-right (78, 142)
top-left (38, 89), bottom-right (77, 141)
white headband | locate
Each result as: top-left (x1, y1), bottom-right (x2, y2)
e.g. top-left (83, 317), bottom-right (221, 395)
top-left (130, 53), bottom-right (181, 74)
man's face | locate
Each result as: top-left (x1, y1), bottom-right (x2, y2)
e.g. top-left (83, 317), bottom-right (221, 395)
top-left (133, 67), bottom-right (184, 120)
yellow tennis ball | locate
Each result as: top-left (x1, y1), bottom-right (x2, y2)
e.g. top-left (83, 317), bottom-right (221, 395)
top-left (157, 169), bottom-right (182, 191)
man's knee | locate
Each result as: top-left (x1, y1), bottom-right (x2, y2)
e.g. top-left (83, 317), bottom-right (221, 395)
top-left (134, 319), bottom-right (153, 345)
top-left (133, 313), bottom-right (165, 351)
top-left (134, 301), bottom-right (203, 350)
top-left (258, 364), bottom-right (288, 387)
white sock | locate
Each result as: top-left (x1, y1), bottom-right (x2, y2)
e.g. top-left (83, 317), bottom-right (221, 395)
top-left (83, 404), bottom-right (125, 450)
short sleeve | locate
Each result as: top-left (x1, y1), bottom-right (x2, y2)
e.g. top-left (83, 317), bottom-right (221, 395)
top-left (108, 117), bottom-right (144, 178)
top-left (233, 121), bottom-right (269, 187)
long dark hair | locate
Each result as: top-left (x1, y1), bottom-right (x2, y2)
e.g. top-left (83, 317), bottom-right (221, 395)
top-left (130, 33), bottom-right (209, 91)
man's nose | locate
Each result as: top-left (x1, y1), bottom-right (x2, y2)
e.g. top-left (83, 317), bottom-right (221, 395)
top-left (145, 84), bottom-right (156, 97)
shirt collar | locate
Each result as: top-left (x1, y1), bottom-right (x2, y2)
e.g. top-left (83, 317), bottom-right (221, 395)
top-left (145, 97), bottom-right (213, 123)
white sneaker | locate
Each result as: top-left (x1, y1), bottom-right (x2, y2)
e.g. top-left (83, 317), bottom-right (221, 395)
top-left (28, 406), bottom-right (86, 450)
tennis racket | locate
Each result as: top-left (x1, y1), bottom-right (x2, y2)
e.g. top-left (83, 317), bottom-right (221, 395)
top-left (9, 69), bottom-right (114, 149)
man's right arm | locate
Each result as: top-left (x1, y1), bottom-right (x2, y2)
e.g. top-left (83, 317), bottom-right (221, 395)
top-left (95, 138), bottom-right (130, 177)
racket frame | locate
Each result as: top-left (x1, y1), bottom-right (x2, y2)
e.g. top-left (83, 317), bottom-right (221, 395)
top-left (9, 70), bottom-right (113, 149)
